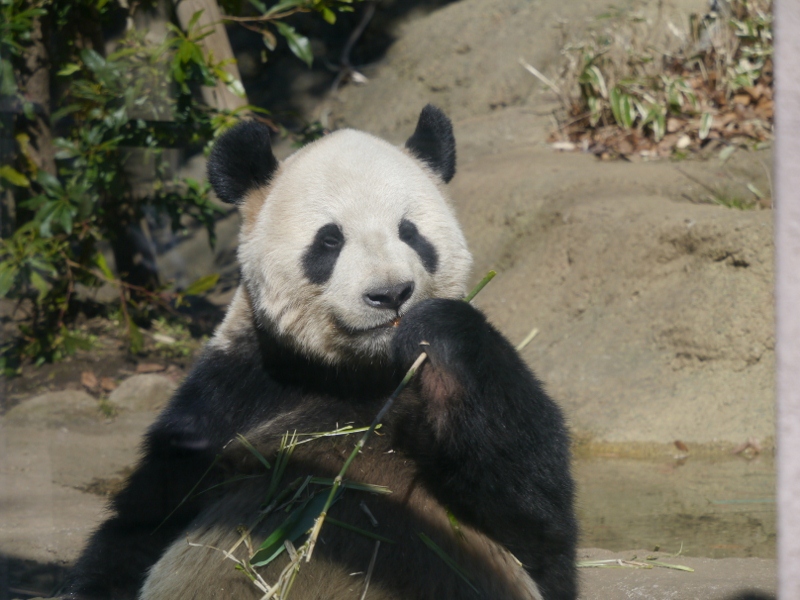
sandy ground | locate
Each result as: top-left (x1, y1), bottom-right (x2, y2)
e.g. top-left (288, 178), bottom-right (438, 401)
top-left (1, 0), bottom-right (777, 597)
top-left (0, 398), bottom-right (777, 599)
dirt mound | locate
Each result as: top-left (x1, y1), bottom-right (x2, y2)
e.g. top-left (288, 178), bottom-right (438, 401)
top-left (325, 0), bottom-right (708, 138)
top-left (317, 0), bottom-right (775, 447)
top-left (449, 126), bottom-right (774, 445)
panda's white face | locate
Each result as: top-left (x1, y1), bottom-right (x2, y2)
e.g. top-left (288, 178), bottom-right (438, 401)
top-left (237, 129), bottom-right (472, 365)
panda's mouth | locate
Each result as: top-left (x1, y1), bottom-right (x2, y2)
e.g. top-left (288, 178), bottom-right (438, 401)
top-left (336, 315), bottom-right (402, 335)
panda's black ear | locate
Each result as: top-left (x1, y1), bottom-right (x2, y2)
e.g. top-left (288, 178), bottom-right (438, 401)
top-left (207, 121), bottom-right (278, 204)
top-left (404, 104), bottom-right (456, 183)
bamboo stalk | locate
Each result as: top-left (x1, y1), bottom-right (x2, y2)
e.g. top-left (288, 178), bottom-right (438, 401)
top-left (304, 271), bottom-right (496, 561)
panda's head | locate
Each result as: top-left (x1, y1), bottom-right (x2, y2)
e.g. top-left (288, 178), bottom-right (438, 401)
top-left (208, 105), bottom-right (472, 365)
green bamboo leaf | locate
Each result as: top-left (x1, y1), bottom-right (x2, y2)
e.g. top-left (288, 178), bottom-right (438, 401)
top-left (236, 434), bottom-right (272, 470)
top-left (266, 432), bottom-right (297, 504)
top-left (308, 477), bottom-right (392, 495)
top-left (418, 532), bottom-right (479, 594)
top-left (326, 517), bottom-right (394, 543)
top-left (183, 273), bottom-right (220, 296)
top-left (275, 22), bottom-right (313, 67)
top-left (0, 166), bottom-right (30, 187)
top-left (250, 489), bottom-right (342, 567)
top-left (647, 560), bottom-right (695, 572)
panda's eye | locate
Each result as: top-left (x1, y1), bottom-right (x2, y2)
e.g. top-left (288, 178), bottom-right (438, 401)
top-left (323, 236), bottom-right (341, 249)
top-left (302, 223), bottom-right (344, 285)
top-left (311, 223), bottom-right (343, 252)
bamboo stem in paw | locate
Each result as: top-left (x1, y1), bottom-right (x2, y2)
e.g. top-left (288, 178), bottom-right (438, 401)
top-left (305, 270), bottom-right (496, 561)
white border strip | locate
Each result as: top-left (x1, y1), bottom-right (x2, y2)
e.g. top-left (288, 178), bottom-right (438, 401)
top-left (774, 0), bottom-right (800, 597)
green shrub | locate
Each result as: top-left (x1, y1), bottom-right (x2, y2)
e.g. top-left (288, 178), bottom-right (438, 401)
top-left (0, 0), bottom-right (361, 373)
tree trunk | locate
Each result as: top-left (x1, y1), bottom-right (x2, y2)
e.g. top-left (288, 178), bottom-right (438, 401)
top-left (18, 14), bottom-right (56, 177)
top-left (174, 0), bottom-right (248, 111)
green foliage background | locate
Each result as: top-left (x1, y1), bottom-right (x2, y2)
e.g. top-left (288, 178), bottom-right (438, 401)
top-left (0, 0), bottom-right (359, 373)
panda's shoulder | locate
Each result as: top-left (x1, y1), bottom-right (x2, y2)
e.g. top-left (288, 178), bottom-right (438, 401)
top-left (148, 342), bottom-right (282, 445)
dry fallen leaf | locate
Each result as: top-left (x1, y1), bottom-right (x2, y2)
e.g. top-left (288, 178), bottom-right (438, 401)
top-left (81, 371), bottom-right (99, 391)
top-left (136, 363), bottom-right (166, 374)
top-left (100, 377), bottom-right (117, 392)
top-left (732, 93), bottom-right (751, 106)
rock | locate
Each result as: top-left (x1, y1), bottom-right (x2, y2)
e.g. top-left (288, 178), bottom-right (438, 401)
top-left (578, 548), bottom-right (775, 600)
top-left (107, 374), bottom-right (176, 412)
top-left (3, 390), bottom-right (103, 428)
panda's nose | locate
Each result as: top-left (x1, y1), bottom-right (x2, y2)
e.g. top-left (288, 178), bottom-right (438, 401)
top-left (364, 281), bottom-right (415, 310)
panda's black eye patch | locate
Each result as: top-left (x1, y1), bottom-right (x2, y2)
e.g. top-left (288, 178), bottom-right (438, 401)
top-left (303, 223), bottom-right (344, 285)
top-left (399, 219), bottom-right (438, 273)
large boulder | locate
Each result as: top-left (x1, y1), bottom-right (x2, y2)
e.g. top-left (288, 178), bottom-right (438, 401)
top-left (107, 374), bottom-right (176, 413)
top-left (3, 390), bottom-right (103, 428)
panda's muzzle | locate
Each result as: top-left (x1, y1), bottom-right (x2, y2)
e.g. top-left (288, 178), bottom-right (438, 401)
top-left (334, 313), bottom-right (404, 336)
top-left (363, 281), bottom-right (415, 311)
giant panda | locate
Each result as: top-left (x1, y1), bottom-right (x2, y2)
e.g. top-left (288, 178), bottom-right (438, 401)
top-left (65, 105), bottom-right (577, 600)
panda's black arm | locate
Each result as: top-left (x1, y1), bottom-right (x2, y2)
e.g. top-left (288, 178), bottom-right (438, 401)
top-left (392, 299), bottom-right (578, 600)
top-left (65, 348), bottom-right (279, 599)
top-left (65, 430), bottom-right (219, 599)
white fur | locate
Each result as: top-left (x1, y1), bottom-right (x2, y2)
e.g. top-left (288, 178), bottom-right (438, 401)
top-left (223, 129), bottom-right (472, 364)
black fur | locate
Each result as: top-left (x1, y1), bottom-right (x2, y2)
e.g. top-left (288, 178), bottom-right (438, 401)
top-left (66, 298), bottom-right (577, 600)
top-left (392, 300), bottom-right (577, 600)
top-left (65, 328), bottom-right (398, 599)
top-left (207, 121), bottom-right (278, 204)
top-left (399, 218), bottom-right (439, 273)
top-left (405, 104), bottom-right (457, 183)
top-left (67, 108), bottom-right (575, 599)
top-left (302, 223), bottom-right (344, 285)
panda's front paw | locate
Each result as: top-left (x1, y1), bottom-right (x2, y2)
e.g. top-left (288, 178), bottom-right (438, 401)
top-left (392, 298), bottom-right (488, 374)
